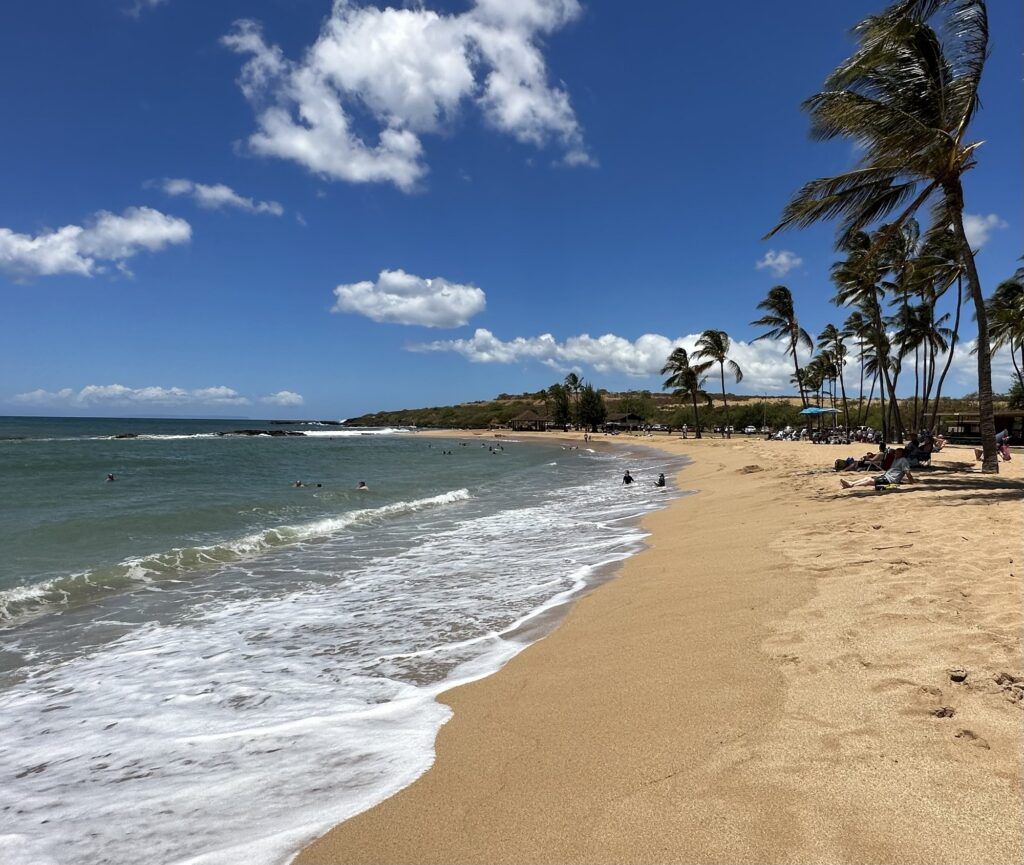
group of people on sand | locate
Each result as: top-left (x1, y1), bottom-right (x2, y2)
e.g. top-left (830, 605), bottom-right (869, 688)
top-left (622, 470), bottom-right (666, 488)
top-left (976, 428), bottom-right (1012, 462)
top-left (836, 430), bottom-right (946, 491)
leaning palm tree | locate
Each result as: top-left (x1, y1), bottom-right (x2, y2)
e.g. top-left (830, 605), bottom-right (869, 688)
top-left (692, 329), bottom-right (744, 438)
top-left (751, 285), bottom-right (813, 407)
top-left (661, 347), bottom-right (710, 438)
top-left (818, 323), bottom-right (850, 430)
top-left (766, 0), bottom-right (1000, 471)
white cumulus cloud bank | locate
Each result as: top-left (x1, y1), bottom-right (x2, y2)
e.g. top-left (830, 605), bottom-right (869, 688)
top-left (755, 249), bottom-right (802, 278)
top-left (161, 178), bottom-right (283, 215)
top-left (962, 213), bottom-right (1007, 250)
top-left (0, 207), bottom-right (191, 278)
top-left (413, 329), bottom-right (804, 390)
top-left (413, 329), bottom-right (1020, 395)
top-left (223, 0), bottom-right (592, 191)
top-left (10, 385), bottom-right (309, 409)
top-left (260, 390), bottom-right (304, 406)
top-left (333, 269), bottom-right (486, 327)
top-left (13, 384), bottom-right (309, 412)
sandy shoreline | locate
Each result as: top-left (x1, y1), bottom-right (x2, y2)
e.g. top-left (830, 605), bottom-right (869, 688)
top-left (297, 432), bottom-right (1023, 864)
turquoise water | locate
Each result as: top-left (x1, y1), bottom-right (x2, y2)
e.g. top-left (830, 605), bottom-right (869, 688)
top-left (0, 416), bottom-right (686, 865)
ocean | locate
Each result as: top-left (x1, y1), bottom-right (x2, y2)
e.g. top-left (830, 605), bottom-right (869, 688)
top-left (0, 416), bottom-right (687, 865)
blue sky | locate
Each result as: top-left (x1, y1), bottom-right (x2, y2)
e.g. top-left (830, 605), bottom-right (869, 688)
top-left (1, 0), bottom-right (1021, 419)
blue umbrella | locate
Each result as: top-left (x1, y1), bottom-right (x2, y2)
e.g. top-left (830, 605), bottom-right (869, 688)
top-left (798, 406), bottom-right (838, 414)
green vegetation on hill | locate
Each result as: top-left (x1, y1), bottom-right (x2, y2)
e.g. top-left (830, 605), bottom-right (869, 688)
top-left (344, 388), bottom-right (1010, 432)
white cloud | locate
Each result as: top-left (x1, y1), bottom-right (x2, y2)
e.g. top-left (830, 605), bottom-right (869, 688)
top-left (755, 249), bottom-right (802, 278)
top-left (11, 388), bottom-right (75, 406)
top-left (13, 385), bottom-right (251, 408)
top-left (161, 178), bottom-right (283, 215)
top-left (261, 390), bottom-right (305, 406)
top-left (126, 0), bottom-right (168, 18)
top-left (413, 329), bottom-right (801, 390)
top-left (333, 268), bottom-right (486, 327)
top-left (962, 213), bottom-right (1007, 250)
top-left (413, 327), bottom-right (1021, 396)
top-left (0, 207), bottom-right (191, 278)
top-left (223, 0), bottom-right (591, 191)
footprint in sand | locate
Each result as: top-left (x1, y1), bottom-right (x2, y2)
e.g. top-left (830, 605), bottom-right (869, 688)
top-left (994, 672), bottom-right (1024, 703)
top-left (954, 729), bottom-right (991, 749)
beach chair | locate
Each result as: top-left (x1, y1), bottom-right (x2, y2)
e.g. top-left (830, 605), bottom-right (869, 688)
top-left (860, 450), bottom-right (896, 473)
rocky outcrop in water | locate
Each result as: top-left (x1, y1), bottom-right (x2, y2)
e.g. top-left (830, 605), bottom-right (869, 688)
top-left (219, 429), bottom-right (306, 437)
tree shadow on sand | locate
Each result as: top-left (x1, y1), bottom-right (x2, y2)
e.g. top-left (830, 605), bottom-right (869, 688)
top-left (834, 471), bottom-right (1024, 503)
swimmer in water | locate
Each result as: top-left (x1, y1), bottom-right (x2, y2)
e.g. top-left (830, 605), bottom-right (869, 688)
top-left (654, 473), bottom-right (666, 487)
top-left (357, 480), bottom-right (369, 491)
top-left (106, 473), bottom-right (116, 482)
top-left (622, 470), bottom-right (634, 485)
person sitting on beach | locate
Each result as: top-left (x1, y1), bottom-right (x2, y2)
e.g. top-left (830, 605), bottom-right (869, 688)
top-left (357, 481), bottom-right (369, 491)
top-left (654, 473), bottom-right (666, 487)
top-left (840, 448), bottom-right (915, 490)
top-left (903, 434), bottom-right (932, 467)
top-left (977, 429), bottom-right (1011, 461)
top-left (622, 470), bottom-right (634, 485)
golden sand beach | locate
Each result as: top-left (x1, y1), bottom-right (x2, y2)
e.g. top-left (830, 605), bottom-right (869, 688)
top-left (298, 432), bottom-right (1023, 864)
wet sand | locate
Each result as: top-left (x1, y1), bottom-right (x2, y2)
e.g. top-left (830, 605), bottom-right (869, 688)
top-left (297, 433), bottom-right (1023, 864)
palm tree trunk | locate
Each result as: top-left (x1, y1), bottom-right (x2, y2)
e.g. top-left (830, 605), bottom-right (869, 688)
top-left (691, 392), bottom-right (702, 438)
top-left (838, 358), bottom-right (850, 431)
top-left (864, 369), bottom-right (877, 424)
top-left (790, 335), bottom-right (807, 407)
top-left (913, 345), bottom-right (920, 431)
top-left (930, 274), bottom-right (963, 433)
top-left (857, 337), bottom-right (866, 425)
top-left (923, 298), bottom-right (937, 426)
top-left (719, 363), bottom-right (730, 438)
top-left (879, 370), bottom-right (886, 448)
top-left (948, 183), bottom-right (998, 472)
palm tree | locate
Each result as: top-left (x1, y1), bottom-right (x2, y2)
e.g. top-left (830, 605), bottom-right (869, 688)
top-left (767, 0), bottom-right (1000, 471)
top-left (842, 309), bottom-right (873, 424)
top-left (692, 329), bottom-right (743, 438)
top-left (563, 372), bottom-right (584, 428)
top-left (751, 285), bottom-right (813, 407)
top-left (987, 265), bottom-right (1024, 389)
top-left (916, 225), bottom-right (968, 431)
top-left (818, 323), bottom-right (850, 430)
top-left (831, 230), bottom-right (903, 441)
top-left (661, 347), bottom-right (710, 438)
top-left (879, 219), bottom-right (922, 412)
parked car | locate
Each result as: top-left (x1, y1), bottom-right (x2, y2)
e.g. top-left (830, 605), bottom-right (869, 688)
top-left (743, 425), bottom-right (758, 434)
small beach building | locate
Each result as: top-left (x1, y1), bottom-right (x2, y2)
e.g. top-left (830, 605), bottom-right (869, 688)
top-left (939, 410), bottom-right (1024, 445)
top-left (510, 410), bottom-right (549, 432)
top-left (604, 412), bottom-right (646, 431)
